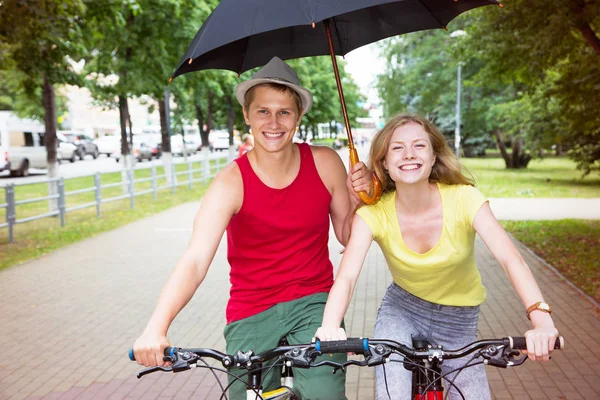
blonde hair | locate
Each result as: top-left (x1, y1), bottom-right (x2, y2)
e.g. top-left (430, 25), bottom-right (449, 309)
top-left (369, 113), bottom-right (474, 193)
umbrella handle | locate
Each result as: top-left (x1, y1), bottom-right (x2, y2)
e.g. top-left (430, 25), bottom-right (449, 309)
top-left (349, 148), bottom-right (382, 205)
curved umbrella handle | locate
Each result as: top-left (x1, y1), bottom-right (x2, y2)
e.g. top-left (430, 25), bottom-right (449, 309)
top-left (349, 148), bottom-right (382, 205)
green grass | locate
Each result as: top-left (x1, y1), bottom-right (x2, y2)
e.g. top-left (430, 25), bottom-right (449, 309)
top-left (462, 156), bottom-right (600, 198)
top-left (312, 138), bottom-right (335, 147)
top-left (0, 159), bottom-right (225, 270)
top-left (502, 220), bottom-right (600, 302)
top-left (2, 154), bottom-right (599, 271)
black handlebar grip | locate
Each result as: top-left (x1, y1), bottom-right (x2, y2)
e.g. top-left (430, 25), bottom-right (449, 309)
top-left (509, 336), bottom-right (564, 350)
top-left (128, 347), bottom-right (177, 361)
top-left (316, 338), bottom-right (369, 354)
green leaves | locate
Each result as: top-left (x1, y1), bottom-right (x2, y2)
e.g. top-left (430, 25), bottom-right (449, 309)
top-left (376, 1), bottom-right (600, 174)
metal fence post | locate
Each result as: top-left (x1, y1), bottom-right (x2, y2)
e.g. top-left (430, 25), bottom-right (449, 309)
top-left (6, 184), bottom-right (15, 243)
top-left (94, 173), bottom-right (102, 218)
top-left (58, 178), bottom-right (65, 227)
top-left (151, 164), bottom-right (157, 200)
top-left (203, 151), bottom-right (209, 185)
top-left (129, 168), bottom-right (135, 209)
top-left (188, 160), bottom-right (193, 190)
top-left (171, 162), bottom-right (176, 194)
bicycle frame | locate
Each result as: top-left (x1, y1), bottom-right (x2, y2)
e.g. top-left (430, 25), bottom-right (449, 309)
top-left (243, 337), bottom-right (299, 400)
top-left (405, 337), bottom-right (444, 400)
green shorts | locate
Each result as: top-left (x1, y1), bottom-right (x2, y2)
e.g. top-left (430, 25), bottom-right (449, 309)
top-left (223, 292), bottom-right (347, 400)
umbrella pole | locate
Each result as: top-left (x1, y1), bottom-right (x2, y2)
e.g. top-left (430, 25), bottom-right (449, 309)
top-left (324, 20), bottom-right (355, 152)
top-left (324, 19), bottom-right (382, 205)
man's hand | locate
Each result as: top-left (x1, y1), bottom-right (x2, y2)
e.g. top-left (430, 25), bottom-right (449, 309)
top-left (133, 331), bottom-right (172, 367)
top-left (346, 162), bottom-right (374, 205)
top-left (314, 326), bottom-right (348, 342)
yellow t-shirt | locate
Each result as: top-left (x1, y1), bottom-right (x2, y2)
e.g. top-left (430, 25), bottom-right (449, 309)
top-left (356, 183), bottom-right (487, 306)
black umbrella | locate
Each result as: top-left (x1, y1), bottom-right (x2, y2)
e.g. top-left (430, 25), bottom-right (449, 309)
top-left (172, 0), bottom-right (500, 203)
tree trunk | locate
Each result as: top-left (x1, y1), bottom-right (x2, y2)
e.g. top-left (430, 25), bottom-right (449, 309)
top-left (208, 90), bottom-right (215, 133)
top-left (43, 74), bottom-right (59, 211)
top-left (158, 95), bottom-right (175, 184)
top-left (511, 136), bottom-right (521, 167)
top-left (118, 95), bottom-right (133, 192)
top-left (569, 0), bottom-right (600, 55)
top-left (43, 74), bottom-right (58, 165)
top-left (494, 129), bottom-right (512, 168)
top-left (128, 113), bottom-right (134, 149)
top-left (159, 99), bottom-right (171, 153)
top-left (510, 135), bottom-right (532, 169)
top-left (118, 95), bottom-right (130, 157)
top-left (196, 103), bottom-right (209, 150)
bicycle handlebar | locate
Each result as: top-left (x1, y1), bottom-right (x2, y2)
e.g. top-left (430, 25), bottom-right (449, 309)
top-left (129, 336), bottom-right (564, 378)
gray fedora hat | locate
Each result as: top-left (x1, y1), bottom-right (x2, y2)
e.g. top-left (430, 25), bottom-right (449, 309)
top-left (235, 57), bottom-right (313, 114)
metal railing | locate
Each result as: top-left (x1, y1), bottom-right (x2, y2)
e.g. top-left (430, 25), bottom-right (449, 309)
top-left (1, 156), bottom-right (227, 243)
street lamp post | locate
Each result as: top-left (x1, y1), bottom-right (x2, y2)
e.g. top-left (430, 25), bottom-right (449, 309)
top-left (450, 29), bottom-right (467, 160)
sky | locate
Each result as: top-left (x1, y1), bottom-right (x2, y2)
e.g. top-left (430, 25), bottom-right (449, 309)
top-left (343, 43), bottom-right (387, 105)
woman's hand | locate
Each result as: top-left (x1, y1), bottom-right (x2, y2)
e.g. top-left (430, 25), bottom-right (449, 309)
top-left (314, 326), bottom-right (348, 342)
top-left (133, 330), bottom-right (172, 367)
top-left (347, 162), bottom-right (374, 204)
top-left (523, 326), bottom-right (559, 362)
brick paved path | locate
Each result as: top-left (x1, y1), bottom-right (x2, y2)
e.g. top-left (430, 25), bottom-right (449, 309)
top-left (1, 202), bottom-right (598, 400)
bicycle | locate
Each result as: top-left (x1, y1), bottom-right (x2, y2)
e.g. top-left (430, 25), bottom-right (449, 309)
top-left (129, 335), bottom-right (564, 400)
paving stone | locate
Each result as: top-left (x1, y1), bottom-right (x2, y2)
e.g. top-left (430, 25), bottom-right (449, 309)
top-left (0, 201), bottom-right (597, 400)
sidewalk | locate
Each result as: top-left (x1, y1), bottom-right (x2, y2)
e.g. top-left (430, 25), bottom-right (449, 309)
top-left (0, 201), bottom-right (599, 400)
top-left (489, 198), bottom-right (600, 220)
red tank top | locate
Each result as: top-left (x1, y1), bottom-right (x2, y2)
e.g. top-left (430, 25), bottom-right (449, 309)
top-left (226, 143), bottom-right (334, 323)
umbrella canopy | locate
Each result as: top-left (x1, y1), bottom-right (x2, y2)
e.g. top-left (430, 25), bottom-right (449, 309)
top-left (173, 0), bottom-right (500, 204)
top-left (173, 0), bottom-right (499, 77)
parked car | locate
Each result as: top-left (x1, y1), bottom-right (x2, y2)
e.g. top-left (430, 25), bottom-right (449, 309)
top-left (94, 135), bottom-right (120, 157)
top-left (57, 134), bottom-right (78, 163)
top-left (0, 126), bottom-right (8, 174)
top-left (170, 134), bottom-right (196, 156)
top-left (209, 130), bottom-right (239, 151)
top-left (184, 134), bottom-right (202, 152)
top-left (59, 131), bottom-right (99, 159)
top-left (1, 111), bottom-right (49, 176)
top-left (135, 134), bottom-right (162, 159)
top-left (113, 138), bottom-right (153, 162)
top-left (170, 135), bottom-right (185, 156)
top-left (147, 141), bottom-right (162, 159)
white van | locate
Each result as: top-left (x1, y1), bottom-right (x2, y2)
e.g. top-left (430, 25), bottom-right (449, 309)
top-left (0, 111), bottom-right (64, 177)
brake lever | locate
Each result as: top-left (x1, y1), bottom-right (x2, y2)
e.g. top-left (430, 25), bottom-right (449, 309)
top-left (310, 360), bottom-right (346, 373)
top-left (310, 359), bottom-right (368, 374)
top-left (506, 349), bottom-right (528, 367)
top-left (481, 345), bottom-right (529, 368)
top-left (137, 365), bottom-right (173, 379)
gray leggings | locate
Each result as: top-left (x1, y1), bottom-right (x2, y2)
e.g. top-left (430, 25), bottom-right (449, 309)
top-left (374, 283), bottom-right (491, 400)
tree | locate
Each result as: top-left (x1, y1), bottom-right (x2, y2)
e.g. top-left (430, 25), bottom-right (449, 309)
top-left (0, 0), bottom-right (85, 178)
top-left (0, 69), bottom-right (69, 124)
top-left (376, 30), bottom-right (490, 143)
top-left (82, 0), bottom-right (146, 169)
top-left (130, 0), bottom-right (217, 165)
top-left (289, 57), bottom-right (366, 140)
top-left (460, 0), bottom-right (600, 174)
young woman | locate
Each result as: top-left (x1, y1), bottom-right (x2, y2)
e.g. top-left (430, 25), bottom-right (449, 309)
top-left (315, 113), bottom-right (559, 399)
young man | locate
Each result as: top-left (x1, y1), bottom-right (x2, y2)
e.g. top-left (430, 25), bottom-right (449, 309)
top-left (133, 57), bottom-right (373, 399)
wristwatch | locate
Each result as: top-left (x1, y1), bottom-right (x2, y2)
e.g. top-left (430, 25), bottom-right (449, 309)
top-left (526, 301), bottom-right (552, 320)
